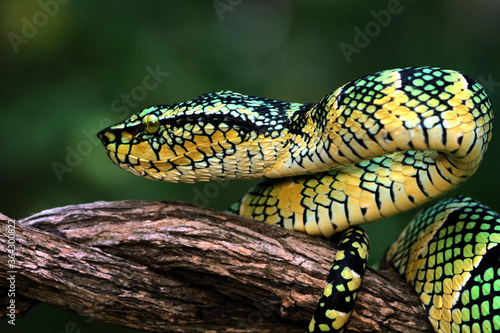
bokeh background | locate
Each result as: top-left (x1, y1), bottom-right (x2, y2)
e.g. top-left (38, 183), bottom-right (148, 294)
top-left (1, 1), bottom-right (500, 332)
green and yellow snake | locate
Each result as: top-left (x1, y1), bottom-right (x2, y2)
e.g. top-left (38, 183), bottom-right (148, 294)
top-left (97, 67), bottom-right (498, 332)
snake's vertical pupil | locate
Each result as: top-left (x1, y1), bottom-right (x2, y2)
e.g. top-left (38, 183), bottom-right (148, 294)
top-left (143, 114), bottom-right (160, 134)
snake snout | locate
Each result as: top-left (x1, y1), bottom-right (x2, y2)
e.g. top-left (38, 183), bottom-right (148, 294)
top-left (97, 128), bottom-right (110, 146)
top-left (97, 123), bottom-right (139, 152)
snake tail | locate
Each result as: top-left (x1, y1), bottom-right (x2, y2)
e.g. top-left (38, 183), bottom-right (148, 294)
top-left (309, 226), bottom-right (369, 332)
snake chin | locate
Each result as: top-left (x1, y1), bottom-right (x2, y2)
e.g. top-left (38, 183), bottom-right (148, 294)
top-left (104, 148), bottom-right (206, 183)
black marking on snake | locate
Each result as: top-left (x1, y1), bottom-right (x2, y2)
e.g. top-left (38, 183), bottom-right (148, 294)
top-left (360, 179), bottom-right (376, 194)
top-left (374, 187), bottom-right (383, 211)
top-left (421, 126), bottom-right (430, 148)
top-left (149, 162), bottom-right (161, 173)
top-left (441, 123), bottom-right (448, 147)
top-left (463, 75), bottom-right (478, 92)
top-left (389, 181), bottom-right (397, 203)
top-left (362, 126), bottom-right (383, 151)
top-left (407, 139), bottom-right (415, 150)
top-left (354, 135), bottom-right (369, 151)
top-left (289, 104), bottom-right (315, 134)
top-left (337, 81), bottom-right (357, 104)
top-left (314, 146), bottom-right (327, 165)
top-left (343, 200), bottom-right (351, 228)
top-left (165, 114), bottom-right (264, 137)
top-left (434, 161), bottom-right (453, 184)
top-left (461, 243), bottom-right (500, 298)
top-left (344, 139), bottom-right (363, 161)
top-left (400, 68), bottom-right (420, 87)
top-left (416, 172), bottom-right (430, 197)
top-left (425, 164), bottom-right (439, 190)
top-left (464, 134), bottom-right (479, 158)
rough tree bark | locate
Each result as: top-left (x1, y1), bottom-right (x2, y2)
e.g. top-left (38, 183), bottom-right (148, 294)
top-left (0, 200), bottom-right (432, 332)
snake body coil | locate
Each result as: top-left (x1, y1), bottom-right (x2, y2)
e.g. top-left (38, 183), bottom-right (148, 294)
top-left (98, 67), bottom-right (494, 332)
top-left (384, 196), bottom-right (500, 333)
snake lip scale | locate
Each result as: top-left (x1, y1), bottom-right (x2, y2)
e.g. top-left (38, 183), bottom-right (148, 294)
top-left (98, 66), bottom-right (496, 333)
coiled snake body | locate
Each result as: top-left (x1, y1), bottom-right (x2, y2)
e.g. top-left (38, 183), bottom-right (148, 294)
top-left (98, 67), bottom-right (496, 332)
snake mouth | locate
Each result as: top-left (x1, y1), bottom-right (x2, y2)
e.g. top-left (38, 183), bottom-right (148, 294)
top-left (102, 148), bottom-right (177, 182)
top-left (97, 129), bottom-right (111, 147)
top-left (97, 122), bottom-right (290, 183)
top-left (98, 131), bottom-right (206, 183)
top-left (97, 127), bottom-right (137, 147)
top-left (97, 128), bottom-right (163, 180)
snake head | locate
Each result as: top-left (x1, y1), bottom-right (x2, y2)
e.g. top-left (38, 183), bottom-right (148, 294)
top-left (97, 91), bottom-right (300, 183)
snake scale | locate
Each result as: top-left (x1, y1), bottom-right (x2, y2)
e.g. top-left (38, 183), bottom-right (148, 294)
top-left (98, 67), bottom-right (497, 332)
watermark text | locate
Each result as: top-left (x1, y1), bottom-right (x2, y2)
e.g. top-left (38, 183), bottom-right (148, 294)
top-left (5, 219), bottom-right (17, 326)
top-left (7, 0), bottom-right (71, 54)
top-left (51, 65), bottom-right (169, 182)
top-left (340, 0), bottom-right (404, 64)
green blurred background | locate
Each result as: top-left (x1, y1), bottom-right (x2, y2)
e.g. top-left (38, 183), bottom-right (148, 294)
top-left (1, 0), bottom-right (500, 332)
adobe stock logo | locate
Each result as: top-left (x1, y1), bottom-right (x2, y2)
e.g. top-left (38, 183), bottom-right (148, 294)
top-left (51, 65), bottom-right (169, 182)
top-left (212, 0), bottom-right (242, 21)
top-left (7, 0), bottom-right (70, 54)
top-left (340, 0), bottom-right (405, 64)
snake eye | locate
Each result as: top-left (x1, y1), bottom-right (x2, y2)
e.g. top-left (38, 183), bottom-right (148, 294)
top-left (142, 114), bottom-right (160, 134)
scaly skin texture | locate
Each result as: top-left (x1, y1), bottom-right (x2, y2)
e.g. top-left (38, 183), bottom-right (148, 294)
top-left (98, 67), bottom-right (492, 237)
top-left (97, 67), bottom-right (494, 332)
top-left (383, 196), bottom-right (500, 333)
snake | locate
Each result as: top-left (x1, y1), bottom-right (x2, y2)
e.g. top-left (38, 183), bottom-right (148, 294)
top-left (97, 66), bottom-right (496, 332)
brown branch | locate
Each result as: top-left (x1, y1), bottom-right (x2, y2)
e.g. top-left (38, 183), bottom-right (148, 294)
top-left (0, 201), bottom-right (432, 332)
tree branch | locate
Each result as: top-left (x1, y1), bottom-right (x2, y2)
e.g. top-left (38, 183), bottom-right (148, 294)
top-left (0, 201), bottom-right (432, 332)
